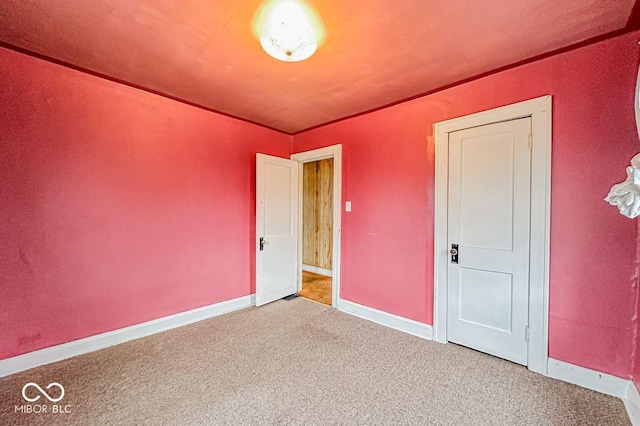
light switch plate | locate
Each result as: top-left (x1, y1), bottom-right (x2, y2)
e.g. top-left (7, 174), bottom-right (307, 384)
top-left (345, 201), bottom-right (352, 212)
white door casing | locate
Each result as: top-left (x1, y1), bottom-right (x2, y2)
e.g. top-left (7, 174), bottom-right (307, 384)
top-left (447, 118), bottom-right (531, 365)
top-left (256, 153), bottom-right (299, 306)
top-left (434, 95), bottom-right (552, 375)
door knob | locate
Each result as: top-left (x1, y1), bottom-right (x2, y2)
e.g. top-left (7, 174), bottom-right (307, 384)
top-left (450, 244), bottom-right (459, 264)
top-left (450, 248), bottom-right (458, 255)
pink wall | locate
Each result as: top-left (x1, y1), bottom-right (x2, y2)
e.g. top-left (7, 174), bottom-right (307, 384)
top-left (294, 31), bottom-right (640, 379)
top-left (0, 47), bottom-right (291, 359)
top-left (3, 29), bottom-right (640, 382)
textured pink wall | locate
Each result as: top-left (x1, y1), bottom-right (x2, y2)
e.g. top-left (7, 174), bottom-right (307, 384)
top-left (294, 31), bottom-right (640, 378)
top-left (0, 47), bottom-right (291, 359)
top-left (2, 30), bottom-right (640, 381)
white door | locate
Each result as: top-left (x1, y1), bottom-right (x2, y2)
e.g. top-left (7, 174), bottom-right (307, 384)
top-left (256, 153), bottom-right (299, 306)
top-left (447, 117), bottom-right (532, 365)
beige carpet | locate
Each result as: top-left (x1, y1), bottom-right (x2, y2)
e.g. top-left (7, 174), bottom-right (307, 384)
top-left (0, 298), bottom-right (630, 425)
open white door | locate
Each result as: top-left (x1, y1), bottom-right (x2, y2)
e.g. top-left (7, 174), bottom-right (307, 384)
top-left (256, 153), bottom-right (299, 306)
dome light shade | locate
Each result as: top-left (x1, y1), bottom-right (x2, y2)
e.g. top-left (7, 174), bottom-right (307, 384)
top-left (252, 0), bottom-right (325, 62)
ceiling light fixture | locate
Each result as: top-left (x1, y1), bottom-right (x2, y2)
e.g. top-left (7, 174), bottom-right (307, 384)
top-left (252, 0), bottom-right (325, 62)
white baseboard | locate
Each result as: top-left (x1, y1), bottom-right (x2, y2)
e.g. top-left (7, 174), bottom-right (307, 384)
top-left (0, 294), bottom-right (255, 378)
top-left (338, 298), bottom-right (433, 340)
top-left (547, 358), bottom-right (630, 399)
top-left (302, 264), bottom-right (332, 277)
top-left (625, 381), bottom-right (640, 426)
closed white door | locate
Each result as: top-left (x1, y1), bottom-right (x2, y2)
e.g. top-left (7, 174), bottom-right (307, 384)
top-left (447, 118), bottom-right (532, 365)
top-left (256, 153), bottom-right (299, 306)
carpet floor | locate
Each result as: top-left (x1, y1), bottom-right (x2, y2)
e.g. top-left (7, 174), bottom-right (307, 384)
top-left (0, 298), bottom-right (629, 425)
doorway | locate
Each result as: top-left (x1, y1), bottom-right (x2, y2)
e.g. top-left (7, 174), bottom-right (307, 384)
top-left (433, 96), bottom-right (552, 375)
top-left (291, 145), bottom-right (342, 308)
top-left (299, 159), bottom-right (333, 305)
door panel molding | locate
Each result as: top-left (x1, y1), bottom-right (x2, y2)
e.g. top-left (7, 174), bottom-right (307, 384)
top-left (433, 96), bottom-right (552, 375)
top-left (291, 145), bottom-right (342, 308)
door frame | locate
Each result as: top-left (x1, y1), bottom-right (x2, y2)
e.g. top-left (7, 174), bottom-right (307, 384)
top-left (433, 96), bottom-right (552, 375)
top-left (291, 144), bottom-right (342, 307)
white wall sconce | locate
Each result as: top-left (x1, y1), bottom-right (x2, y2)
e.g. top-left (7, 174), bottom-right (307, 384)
top-left (605, 62), bottom-right (640, 219)
top-left (252, 0), bottom-right (325, 62)
top-left (605, 154), bottom-right (640, 218)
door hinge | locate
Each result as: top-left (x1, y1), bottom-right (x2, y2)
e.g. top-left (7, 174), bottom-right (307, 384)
top-left (528, 133), bottom-right (533, 151)
top-left (525, 325), bottom-right (530, 342)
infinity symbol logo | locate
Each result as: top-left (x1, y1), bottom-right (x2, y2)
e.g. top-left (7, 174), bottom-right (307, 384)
top-left (21, 382), bottom-right (65, 403)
